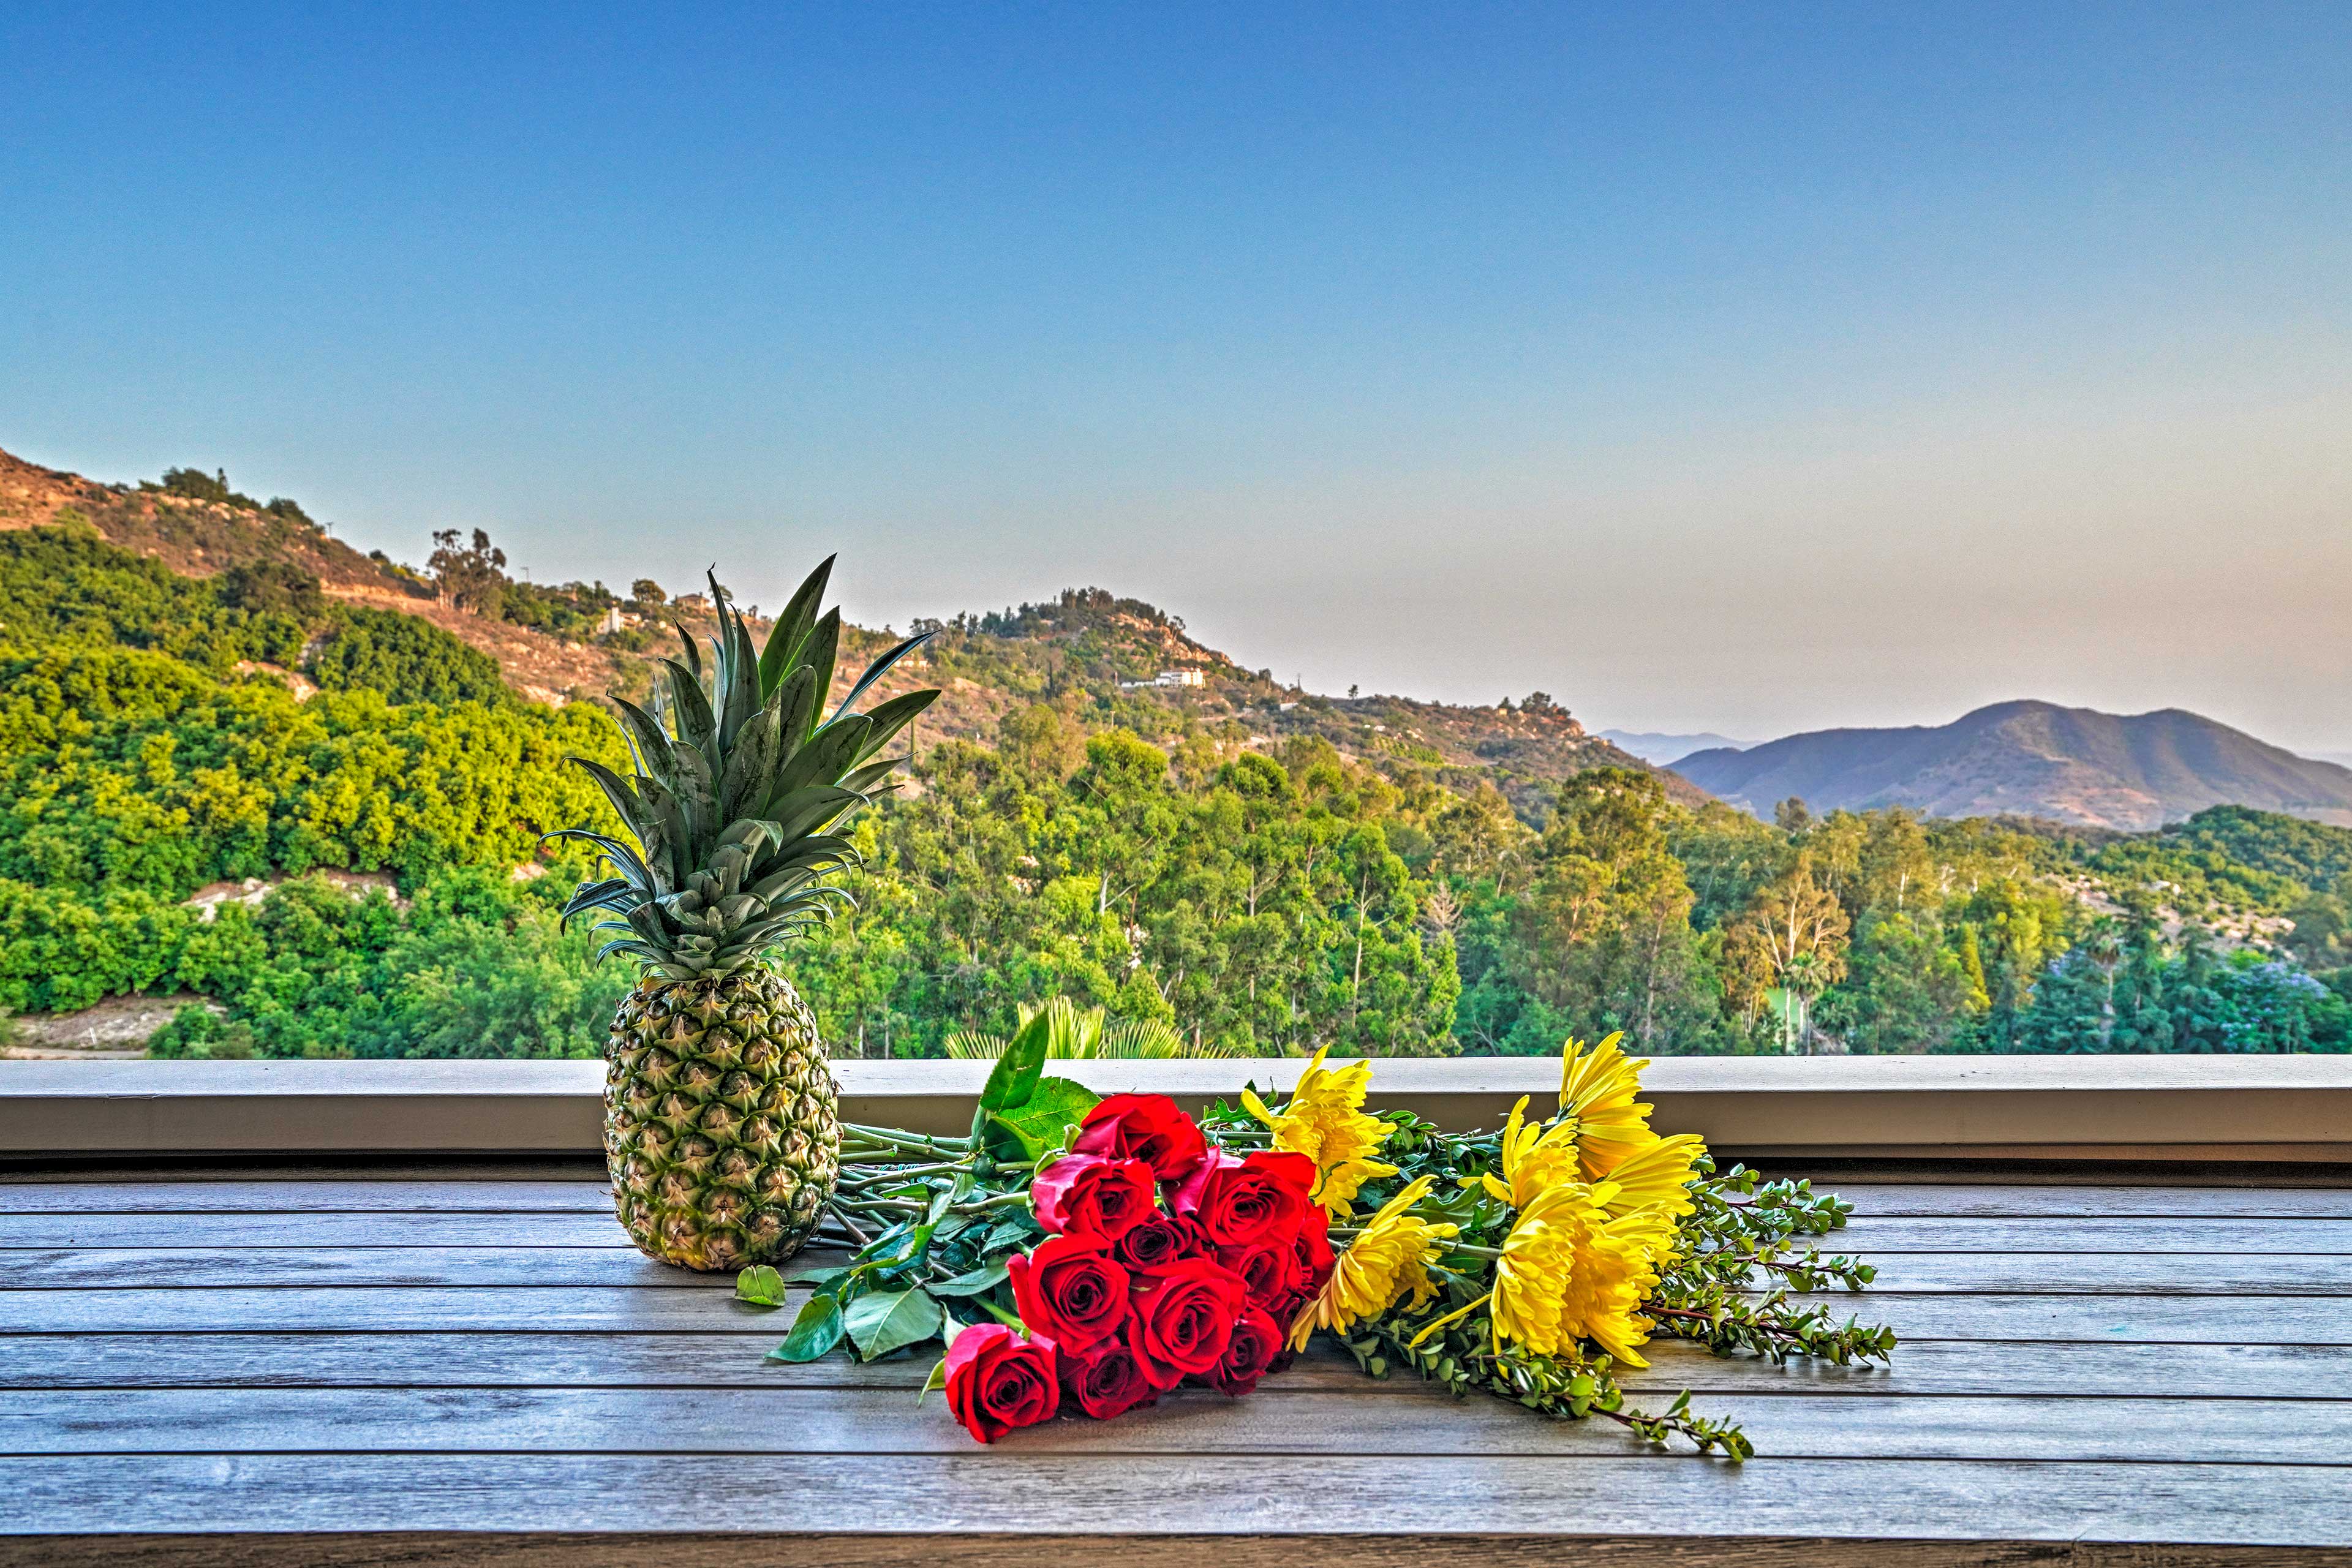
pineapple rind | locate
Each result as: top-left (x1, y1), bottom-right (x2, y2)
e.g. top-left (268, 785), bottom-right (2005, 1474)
top-left (605, 968), bottom-right (838, 1272)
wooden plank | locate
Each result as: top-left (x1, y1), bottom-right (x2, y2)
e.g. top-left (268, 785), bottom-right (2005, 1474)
top-left (0, 1385), bottom-right (2344, 1466)
top-left (0, 1161), bottom-right (609, 1186)
top-left (0, 1213), bottom-right (630, 1246)
top-left (1766, 1160), bottom-right (2352, 1187)
top-left (0, 1180), bottom-right (612, 1215)
top-left (0, 1284), bottom-right (2341, 1341)
top-left (1825, 1216), bottom-right (2352, 1253)
top-left (0, 1248), bottom-right (836, 1289)
top-left (3, 1331), bottom-right (2345, 1402)
top-left (10, 1534), bottom-right (2343, 1568)
top-left (9, 1210), bottom-right (2350, 1254)
top-left (1793, 1183), bottom-right (2352, 1218)
top-left (7, 1243), bottom-right (2349, 1293)
top-left (1831, 1252), bottom-right (2352, 1292)
top-left (0, 1454), bottom-right (2347, 1548)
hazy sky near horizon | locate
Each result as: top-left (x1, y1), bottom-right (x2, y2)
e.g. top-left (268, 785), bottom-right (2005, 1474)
top-left (5, 4), bottom-right (2348, 750)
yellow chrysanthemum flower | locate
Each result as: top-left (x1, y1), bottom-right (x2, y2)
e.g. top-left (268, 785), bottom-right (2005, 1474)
top-left (1558, 1031), bottom-right (1659, 1180)
top-left (1476, 1095), bottom-right (1583, 1209)
top-left (1412, 1178), bottom-right (1670, 1367)
top-left (1599, 1131), bottom-right (1706, 1232)
top-left (1286, 1175), bottom-right (1458, 1351)
top-left (1243, 1046), bottom-right (1399, 1214)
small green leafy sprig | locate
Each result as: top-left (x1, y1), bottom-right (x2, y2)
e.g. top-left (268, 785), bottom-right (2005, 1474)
top-left (1340, 1307), bottom-right (1754, 1460)
top-left (1651, 1157), bottom-right (1896, 1365)
top-left (1231, 1098), bottom-right (1894, 1455)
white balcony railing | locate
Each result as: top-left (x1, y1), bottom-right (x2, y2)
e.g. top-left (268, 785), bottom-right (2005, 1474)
top-left (4, 1055), bottom-right (2350, 1163)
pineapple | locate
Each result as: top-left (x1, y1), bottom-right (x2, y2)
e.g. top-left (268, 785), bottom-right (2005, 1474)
top-left (554, 558), bottom-right (937, 1271)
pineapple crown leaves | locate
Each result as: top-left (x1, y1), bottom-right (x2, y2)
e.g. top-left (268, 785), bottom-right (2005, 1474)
top-left (548, 556), bottom-right (940, 981)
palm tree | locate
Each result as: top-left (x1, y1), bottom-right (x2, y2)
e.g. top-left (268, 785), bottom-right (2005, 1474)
top-left (943, 996), bottom-right (1247, 1060)
top-left (2083, 919), bottom-right (2126, 1049)
top-left (1782, 950), bottom-right (1832, 1055)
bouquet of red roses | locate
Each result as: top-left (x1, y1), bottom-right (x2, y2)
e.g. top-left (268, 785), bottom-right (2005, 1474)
top-left (943, 1091), bottom-right (1332, 1441)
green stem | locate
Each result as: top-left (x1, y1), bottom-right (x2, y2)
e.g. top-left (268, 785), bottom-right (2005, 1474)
top-left (951, 1193), bottom-right (1030, 1215)
top-left (834, 1196), bottom-right (927, 1216)
top-left (838, 1161), bottom-right (962, 1184)
top-left (841, 1125), bottom-right (970, 1156)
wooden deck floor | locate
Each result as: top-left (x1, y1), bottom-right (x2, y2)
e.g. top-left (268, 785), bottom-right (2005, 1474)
top-left (1, 1159), bottom-right (2347, 1566)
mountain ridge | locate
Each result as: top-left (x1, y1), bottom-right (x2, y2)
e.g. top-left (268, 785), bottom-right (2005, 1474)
top-left (1, 442), bottom-right (1691, 820)
top-left (1675, 699), bottom-right (2352, 831)
top-left (1599, 728), bottom-right (1749, 764)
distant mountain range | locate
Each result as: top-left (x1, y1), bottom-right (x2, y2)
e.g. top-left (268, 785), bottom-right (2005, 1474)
top-left (1671, 701), bottom-right (2352, 832)
top-left (1597, 729), bottom-right (1750, 766)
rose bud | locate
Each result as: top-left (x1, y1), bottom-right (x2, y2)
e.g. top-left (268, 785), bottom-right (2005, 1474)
top-left (1031, 1153), bottom-right (1156, 1241)
top-left (1112, 1209), bottom-right (1215, 1270)
top-left (1126, 1255), bottom-right (1249, 1388)
top-left (943, 1322), bottom-right (1060, 1444)
top-left (1071, 1093), bottom-right (1207, 1181)
top-left (1169, 1149), bottom-right (1316, 1249)
top-left (1008, 1233), bottom-right (1133, 1355)
top-left (1201, 1304), bottom-right (1283, 1396)
top-left (1215, 1240), bottom-right (1295, 1311)
top-left (1058, 1332), bottom-right (1160, 1420)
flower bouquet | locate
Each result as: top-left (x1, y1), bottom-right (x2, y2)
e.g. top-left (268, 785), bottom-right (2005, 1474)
top-left (737, 1003), bottom-right (1894, 1457)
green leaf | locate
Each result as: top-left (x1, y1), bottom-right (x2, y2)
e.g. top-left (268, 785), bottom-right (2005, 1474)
top-left (786, 1265), bottom-right (851, 1291)
top-left (976, 1009), bottom-right (1052, 1115)
top-left (992, 1075), bottom-right (1099, 1157)
top-left (982, 1111), bottom-right (1042, 1164)
top-left (927, 1262), bottom-right (1009, 1298)
top-left (970, 1006), bottom-right (1054, 1144)
top-left (766, 1292), bottom-right (845, 1363)
top-left (852, 1220), bottom-right (918, 1266)
top-left (916, 1355), bottom-right (949, 1408)
top-left (734, 1264), bottom-right (789, 1307)
top-left (843, 1287), bottom-right (944, 1361)
top-left (984, 1214), bottom-right (1041, 1253)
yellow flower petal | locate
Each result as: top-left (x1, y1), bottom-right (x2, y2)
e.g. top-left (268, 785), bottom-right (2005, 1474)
top-left (1557, 1031), bottom-right (1659, 1180)
top-left (1256, 1046), bottom-right (1398, 1215)
top-left (1493, 1093), bottom-right (1584, 1210)
top-left (1288, 1175), bottom-right (1458, 1350)
top-left (1600, 1132), bottom-right (1706, 1234)
top-left (1488, 1179), bottom-right (1664, 1368)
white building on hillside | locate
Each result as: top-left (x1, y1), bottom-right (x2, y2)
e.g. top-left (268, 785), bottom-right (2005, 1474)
top-left (1120, 668), bottom-right (1207, 690)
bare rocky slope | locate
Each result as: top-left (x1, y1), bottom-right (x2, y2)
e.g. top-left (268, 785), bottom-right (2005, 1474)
top-left (1676, 700), bottom-right (2352, 831)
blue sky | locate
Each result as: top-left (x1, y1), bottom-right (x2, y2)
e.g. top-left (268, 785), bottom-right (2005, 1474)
top-left (4, 2), bottom-right (2347, 749)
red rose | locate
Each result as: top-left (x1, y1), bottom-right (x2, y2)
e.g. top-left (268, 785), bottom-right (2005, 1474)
top-left (1072, 1093), bottom-right (1206, 1180)
top-left (1008, 1233), bottom-right (1132, 1354)
top-left (1112, 1209), bottom-right (1214, 1271)
top-left (943, 1323), bottom-right (1060, 1444)
top-left (1127, 1255), bottom-right (1248, 1387)
top-left (1201, 1304), bottom-right (1282, 1396)
top-left (1031, 1153), bottom-right (1156, 1240)
top-left (1216, 1240), bottom-right (1294, 1311)
top-left (1169, 1150), bottom-right (1315, 1249)
top-left (1292, 1203), bottom-right (1335, 1291)
top-left (1058, 1332), bottom-right (1160, 1420)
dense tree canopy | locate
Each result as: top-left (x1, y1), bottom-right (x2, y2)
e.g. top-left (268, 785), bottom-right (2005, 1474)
top-left (1, 529), bottom-right (2345, 1058)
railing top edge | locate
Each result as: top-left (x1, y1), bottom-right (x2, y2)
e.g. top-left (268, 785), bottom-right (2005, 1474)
top-left (4, 1055), bottom-right (2350, 1097)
